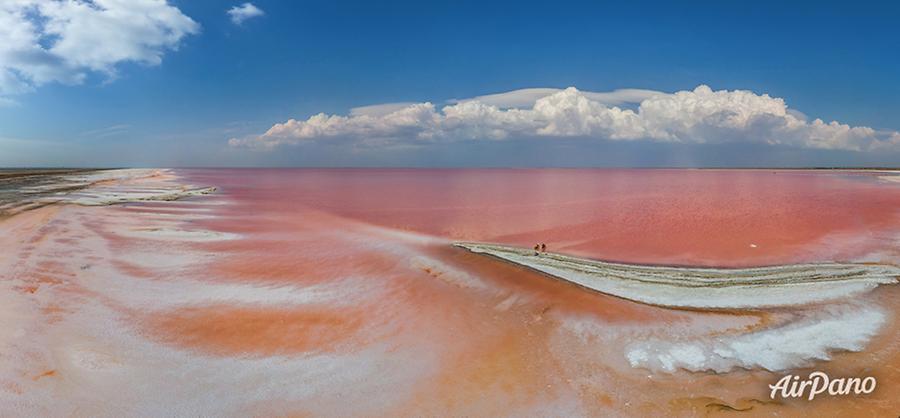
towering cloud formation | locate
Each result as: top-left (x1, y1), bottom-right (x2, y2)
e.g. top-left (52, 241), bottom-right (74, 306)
top-left (231, 86), bottom-right (900, 152)
top-left (0, 0), bottom-right (199, 98)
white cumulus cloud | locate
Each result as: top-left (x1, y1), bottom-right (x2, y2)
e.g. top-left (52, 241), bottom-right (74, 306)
top-left (227, 2), bottom-right (263, 25)
top-left (231, 85), bottom-right (900, 152)
top-left (350, 102), bottom-right (420, 117)
top-left (0, 0), bottom-right (198, 97)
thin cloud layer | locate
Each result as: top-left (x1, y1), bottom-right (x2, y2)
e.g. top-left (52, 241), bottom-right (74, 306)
top-left (455, 87), bottom-right (663, 108)
top-left (0, 0), bottom-right (199, 97)
top-left (227, 3), bottom-right (264, 25)
top-left (231, 86), bottom-right (900, 152)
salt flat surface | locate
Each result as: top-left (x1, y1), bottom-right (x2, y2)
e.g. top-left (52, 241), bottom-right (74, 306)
top-left (3, 168), bottom-right (900, 416)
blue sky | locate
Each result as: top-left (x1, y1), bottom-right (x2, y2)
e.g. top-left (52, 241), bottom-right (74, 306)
top-left (1, 0), bottom-right (899, 167)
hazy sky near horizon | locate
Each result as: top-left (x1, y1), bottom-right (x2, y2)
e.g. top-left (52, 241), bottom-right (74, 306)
top-left (1, 0), bottom-right (899, 167)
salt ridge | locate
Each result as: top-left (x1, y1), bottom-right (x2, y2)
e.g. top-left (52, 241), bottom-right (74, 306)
top-left (625, 302), bottom-right (886, 372)
top-left (454, 242), bottom-right (899, 309)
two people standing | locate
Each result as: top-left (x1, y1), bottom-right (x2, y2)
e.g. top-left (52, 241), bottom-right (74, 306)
top-left (533, 242), bottom-right (547, 255)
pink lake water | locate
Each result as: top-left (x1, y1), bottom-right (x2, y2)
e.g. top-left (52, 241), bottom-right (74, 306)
top-left (2, 168), bottom-right (899, 416)
top-left (186, 168), bottom-right (900, 267)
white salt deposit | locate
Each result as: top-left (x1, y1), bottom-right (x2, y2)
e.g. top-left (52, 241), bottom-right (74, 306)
top-left (625, 302), bottom-right (886, 373)
top-left (454, 243), bottom-right (899, 309)
top-left (878, 174), bottom-right (900, 184)
top-left (22, 168), bottom-right (217, 208)
top-left (459, 243), bottom-right (898, 374)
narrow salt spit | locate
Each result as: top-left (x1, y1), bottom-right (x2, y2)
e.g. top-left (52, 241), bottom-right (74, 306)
top-left (458, 243), bottom-right (899, 374)
top-left (455, 242), bottom-right (900, 309)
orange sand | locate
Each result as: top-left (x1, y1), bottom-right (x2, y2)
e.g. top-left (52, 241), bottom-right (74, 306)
top-left (146, 305), bottom-right (364, 357)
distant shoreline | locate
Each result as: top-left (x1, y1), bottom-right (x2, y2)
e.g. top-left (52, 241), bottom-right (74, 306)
top-left (0, 168), bottom-right (108, 180)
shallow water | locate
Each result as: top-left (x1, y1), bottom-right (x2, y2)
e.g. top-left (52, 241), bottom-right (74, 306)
top-left (186, 168), bottom-right (900, 266)
top-left (1, 168), bottom-right (898, 416)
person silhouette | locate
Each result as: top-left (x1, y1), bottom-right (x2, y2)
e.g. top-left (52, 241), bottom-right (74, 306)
top-left (533, 243), bottom-right (540, 256)
top-left (540, 243), bottom-right (546, 253)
